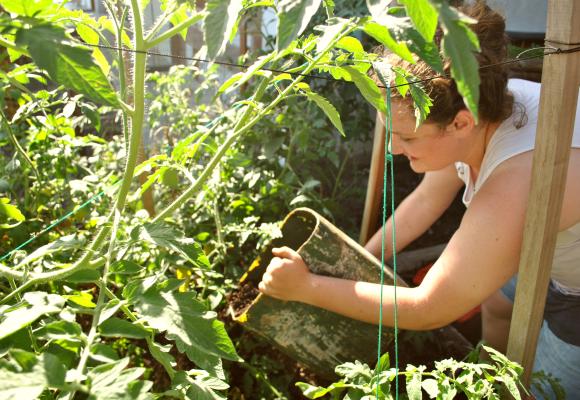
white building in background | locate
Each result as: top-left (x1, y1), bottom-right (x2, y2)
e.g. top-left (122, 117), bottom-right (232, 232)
top-left (486, 0), bottom-right (547, 40)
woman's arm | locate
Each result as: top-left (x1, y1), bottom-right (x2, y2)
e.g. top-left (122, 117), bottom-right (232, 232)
top-left (259, 155), bottom-right (532, 330)
top-left (364, 163), bottom-right (463, 259)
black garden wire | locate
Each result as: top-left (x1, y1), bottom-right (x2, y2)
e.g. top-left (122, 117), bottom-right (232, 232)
top-left (86, 42), bottom-right (580, 90)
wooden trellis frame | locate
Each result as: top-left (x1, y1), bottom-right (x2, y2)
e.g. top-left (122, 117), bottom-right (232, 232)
top-left (359, 113), bottom-right (386, 245)
top-left (506, 0), bottom-right (580, 387)
top-left (359, 0), bottom-right (580, 389)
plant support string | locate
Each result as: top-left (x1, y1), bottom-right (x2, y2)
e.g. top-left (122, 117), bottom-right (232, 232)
top-left (376, 80), bottom-right (399, 399)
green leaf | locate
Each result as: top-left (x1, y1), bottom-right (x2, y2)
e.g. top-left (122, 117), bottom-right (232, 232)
top-left (297, 381), bottom-right (349, 398)
top-left (179, 346), bottom-right (225, 379)
top-left (433, 2), bottom-right (480, 122)
top-left (500, 375), bottom-right (521, 400)
top-left (375, 352), bottom-right (390, 374)
top-left (0, 198), bottom-right (24, 223)
top-left (276, 0), bottom-right (323, 52)
top-left (421, 378), bottom-right (439, 397)
top-left (339, 66), bottom-right (386, 113)
top-left (89, 343), bottom-right (120, 364)
top-left (64, 291), bottom-right (97, 308)
top-left (98, 16), bottom-right (132, 48)
top-left (219, 51), bottom-right (277, 95)
top-left (204, 0), bottom-right (244, 59)
top-left (361, 19), bottom-right (414, 63)
top-left (314, 17), bottom-right (349, 54)
top-left (0, 292), bottom-right (65, 340)
top-left (391, 66), bottom-right (433, 126)
top-left (99, 318), bottom-right (150, 339)
top-left (304, 91), bottom-right (345, 136)
top-left (124, 281), bottom-right (242, 368)
top-left (110, 260), bottom-right (143, 275)
top-left (87, 358), bottom-right (153, 400)
top-left (14, 25), bottom-right (119, 107)
top-left (64, 268), bottom-right (101, 283)
top-left (365, 0), bottom-right (389, 20)
top-left (389, 18), bottom-right (444, 73)
top-left (172, 370), bottom-right (228, 400)
top-left (335, 360), bottom-right (373, 381)
top-left (137, 222), bottom-right (210, 269)
top-left (0, 0), bottom-right (55, 16)
top-left (405, 367), bottom-right (423, 400)
top-left (169, 4), bottom-right (190, 40)
top-left (18, 234), bottom-right (84, 268)
top-left (399, 0), bottom-right (438, 41)
top-left (335, 36), bottom-right (364, 54)
top-left (0, 350), bottom-right (66, 400)
top-left (76, 23), bottom-right (110, 76)
top-left (37, 320), bottom-right (83, 341)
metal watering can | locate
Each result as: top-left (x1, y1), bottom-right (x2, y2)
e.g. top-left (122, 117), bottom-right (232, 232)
top-left (230, 208), bottom-right (471, 379)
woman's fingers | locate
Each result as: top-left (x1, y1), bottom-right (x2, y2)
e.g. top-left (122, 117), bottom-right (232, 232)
top-left (272, 246), bottom-right (300, 261)
top-left (258, 247), bottom-right (310, 301)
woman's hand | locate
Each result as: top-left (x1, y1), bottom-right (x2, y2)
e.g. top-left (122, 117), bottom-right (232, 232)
top-left (258, 246), bottom-right (313, 302)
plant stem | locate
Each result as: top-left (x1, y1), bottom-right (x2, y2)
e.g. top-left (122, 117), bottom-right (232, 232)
top-left (145, 12), bottom-right (204, 50)
top-left (0, 21), bottom-right (357, 302)
top-left (0, 109), bottom-right (40, 181)
top-left (143, 4), bottom-right (176, 44)
top-left (7, 277), bottom-right (40, 353)
top-left (0, 35), bottom-right (25, 54)
top-left (331, 148), bottom-right (349, 200)
top-left (105, 1), bottom-right (130, 147)
top-left (65, 0), bottom-right (147, 396)
top-left (152, 24), bottom-right (355, 222)
top-left (68, 210), bottom-right (122, 399)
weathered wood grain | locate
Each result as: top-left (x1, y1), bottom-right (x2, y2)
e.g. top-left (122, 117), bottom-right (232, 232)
top-left (506, 0), bottom-right (580, 387)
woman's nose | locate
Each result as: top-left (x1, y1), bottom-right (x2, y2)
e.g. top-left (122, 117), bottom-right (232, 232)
top-left (389, 134), bottom-right (404, 155)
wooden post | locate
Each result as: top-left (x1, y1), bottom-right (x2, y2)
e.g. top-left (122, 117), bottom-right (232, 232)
top-left (359, 112), bottom-right (385, 245)
top-left (506, 0), bottom-right (580, 387)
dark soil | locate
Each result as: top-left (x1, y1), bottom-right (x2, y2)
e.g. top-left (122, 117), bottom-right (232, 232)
top-left (228, 281), bottom-right (260, 318)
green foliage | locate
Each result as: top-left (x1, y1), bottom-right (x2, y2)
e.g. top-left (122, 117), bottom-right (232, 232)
top-left (86, 358), bottom-right (153, 400)
top-left (204, 0), bottom-right (244, 59)
top-left (0, 292), bottom-right (65, 340)
top-left (14, 25), bottom-right (119, 107)
top-left (0, 0), bottom-right (488, 398)
top-left (398, 0), bottom-right (438, 41)
top-left (361, 19), bottom-right (414, 63)
top-left (298, 345), bottom-right (563, 399)
top-left (0, 197), bottom-right (25, 229)
top-left (303, 90), bottom-right (345, 136)
top-left (135, 222), bottom-right (210, 270)
top-left (277, 0), bottom-right (323, 52)
top-left (431, 0), bottom-right (481, 122)
top-left (0, 350), bottom-right (66, 399)
top-left (125, 279), bottom-right (241, 362)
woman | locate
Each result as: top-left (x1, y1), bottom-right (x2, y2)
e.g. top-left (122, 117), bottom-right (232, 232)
top-left (258, 2), bottom-right (580, 398)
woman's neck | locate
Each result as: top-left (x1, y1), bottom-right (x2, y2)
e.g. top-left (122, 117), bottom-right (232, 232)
top-left (464, 120), bottom-right (501, 181)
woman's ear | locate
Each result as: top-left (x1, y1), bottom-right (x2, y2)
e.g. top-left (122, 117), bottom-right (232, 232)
top-left (445, 109), bottom-right (476, 137)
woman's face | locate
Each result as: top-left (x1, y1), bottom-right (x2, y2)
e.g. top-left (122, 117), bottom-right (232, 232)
top-left (385, 100), bottom-right (467, 173)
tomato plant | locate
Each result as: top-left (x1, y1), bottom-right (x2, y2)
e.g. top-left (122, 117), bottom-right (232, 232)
top-left (0, 0), bottom-right (484, 398)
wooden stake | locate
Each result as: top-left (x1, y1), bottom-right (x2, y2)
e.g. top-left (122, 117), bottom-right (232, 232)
top-left (506, 0), bottom-right (580, 387)
top-left (359, 112), bottom-right (385, 245)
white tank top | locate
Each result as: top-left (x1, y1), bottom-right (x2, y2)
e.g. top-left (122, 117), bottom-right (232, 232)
top-left (455, 79), bottom-right (580, 293)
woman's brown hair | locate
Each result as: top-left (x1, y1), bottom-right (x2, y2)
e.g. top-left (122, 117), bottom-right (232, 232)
top-left (374, 1), bottom-right (514, 126)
